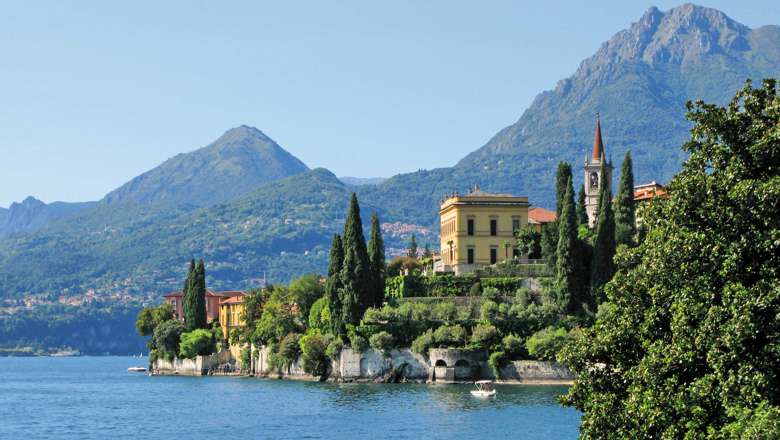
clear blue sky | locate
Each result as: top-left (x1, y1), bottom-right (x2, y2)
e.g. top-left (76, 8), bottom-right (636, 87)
top-left (1, 1), bottom-right (778, 207)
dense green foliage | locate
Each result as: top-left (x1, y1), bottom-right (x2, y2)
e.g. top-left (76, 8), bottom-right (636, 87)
top-left (325, 234), bottom-right (345, 337)
top-left (555, 177), bottom-right (586, 313)
top-left (153, 319), bottom-right (187, 361)
top-left (576, 185), bottom-right (588, 226)
top-left (339, 193), bottom-right (372, 327)
top-left (515, 224), bottom-right (541, 259)
top-left (555, 162), bottom-right (573, 218)
top-left (589, 163), bottom-right (616, 302)
top-left (299, 333), bottom-right (332, 378)
top-left (525, 327), bottom-right (569, 361)
top-left (561, 79), bottom-right (780, 438)
top-left (367, 213), bottom-right (386, 309)
top-left (178, 329), bottom-right (216, 359)
top-left (613, 151), bottom-right (636, 246)
top-left (135, 303), bottom-right (173, 338)
top-left (385, 274), bottom-right (529, 298)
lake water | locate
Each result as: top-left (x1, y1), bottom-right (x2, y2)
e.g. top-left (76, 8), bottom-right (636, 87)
top-left (0, 356), bottom-right (581, 439)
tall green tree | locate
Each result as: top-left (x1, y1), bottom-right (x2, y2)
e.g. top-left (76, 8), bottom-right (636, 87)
top-left (614, 151), bottom-right (636, 246)
top-left (554, 177), bottom-right (584, 313)
top-left (576, 184), bottom-right (589, 226)
top-left (339, 193), bottom-right (372, 326)
top-left (407, 234), bottom-right (418, 258)
top-left (182, 259), bottom-right (197, 329)
top-left (540, 222), bottom-right (558, 269)
top-left (192, 259), bottom-right (207, 329)
top-left (561, 79), bottom-right (780, 439)
top-left (590, 162), bottom-right (616, 302)
top-left (367, 213), bottom-right (386, 308)
top-left (325, 234), bottom-right (345, 337)
top-left (555, 161), bottom-right (573, 218)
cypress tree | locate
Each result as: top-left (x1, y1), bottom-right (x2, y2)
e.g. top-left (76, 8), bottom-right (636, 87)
top-left (367, 213), bottom-right (386, 308)
top-left (555, 162), bottom-right (573, 218)
top-left (193, 259), bottom-right (207, 329)
top-left (554, 177), bottom-right (582, 313)
top-left (407, 234), bottom-right (418, 258)
top-left (576, 184), bottom-right (589, 226)
top-left (325, 234), bottom-right (345, 337)
top-left (591, 163), bottom-right (616, 302)
top-left (540, 222), bottom-right (558, 269)
top-left (339, 193), bottom-right (371, 325)
top-left (614, 151), bottom-right (636, 246)
top-left (183, 259), bottom-right (196, 329)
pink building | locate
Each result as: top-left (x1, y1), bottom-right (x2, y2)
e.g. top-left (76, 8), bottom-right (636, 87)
top-left (163, 289), bottom-right (246, 322)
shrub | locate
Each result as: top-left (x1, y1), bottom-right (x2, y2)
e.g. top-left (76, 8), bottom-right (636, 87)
top-left (299, 333), bottom-right (330, 378)
top-left (481, 286), bottom-right (500, 301)
top-left (525, 327), bottom-right (569, 361)
top-left (432, 301), bottom-right (457, 323)
top-left (433, 324), bottom-right (466, 347)
top-left (325, 338), bottom-right (344, 359)
top-left (153, 319), bottom-right (186, 361)
top-left (239, 346), bottom-right (252, 373)
top-left (369, 331), bottom-right (394, 353)
top-left (350, 335), bottom-right (368, 352)
top-left (469, 282), bottom-right (482, 296)
top-left (488, 351), bottom-right (507, 379)
top-left (308, 297), bottom-right (330, 332)
top-left (469, 324), bottom-right (499, 350)
top-left (178, 329), bottom-right (216, 359)
top-left (515, 287), bottom-right (533, 307)
top-left (502, 334), bottom-right (525, 358)
top-left (278, 333), bottom-right (302, 368)
top-left (411, 329), bottom-right (435, 354)
top-left (479, 300), bottom-right (500, 324)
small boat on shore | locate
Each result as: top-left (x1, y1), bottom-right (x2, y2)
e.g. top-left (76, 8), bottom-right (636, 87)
top-left (470, 380), bottom-right (497, 398)
top-left (127, 367), bottom-right (147, 372)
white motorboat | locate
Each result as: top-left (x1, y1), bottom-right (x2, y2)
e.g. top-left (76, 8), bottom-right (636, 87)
top-left (470, 380), bottom-right (497, 397)
top-left (127, 366), bottom-right (147, 372)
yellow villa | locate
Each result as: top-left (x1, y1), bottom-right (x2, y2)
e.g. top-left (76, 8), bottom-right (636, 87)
top-left (218, 295), bottom-right (247, 340)
top-left (437, 187), bottom-right (529, 274)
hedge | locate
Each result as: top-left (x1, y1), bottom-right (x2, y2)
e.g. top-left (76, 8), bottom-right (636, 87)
top-left (385, 274), bottom-right (526, 298)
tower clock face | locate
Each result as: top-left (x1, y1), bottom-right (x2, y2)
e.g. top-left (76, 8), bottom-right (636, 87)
top-left (590, 172), bottom-right (599, 189)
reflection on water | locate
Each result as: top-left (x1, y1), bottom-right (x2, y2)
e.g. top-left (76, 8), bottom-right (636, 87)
top-left (0, 357), bottom-right (580, 440)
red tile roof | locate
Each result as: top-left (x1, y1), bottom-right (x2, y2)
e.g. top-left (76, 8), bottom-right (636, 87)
top-left (162, 289), bottom-right (247, 298)
top-left (634, 182), bottom-right (668, 202)
top-left (528, 207), bottom-right (557, 224)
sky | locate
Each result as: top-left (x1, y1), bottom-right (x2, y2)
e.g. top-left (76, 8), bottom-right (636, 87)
top-left (1, 1), bottom-right (778, 207)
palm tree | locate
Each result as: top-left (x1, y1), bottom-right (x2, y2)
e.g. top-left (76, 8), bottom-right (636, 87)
top-left (502, 240), bottom-right (512, 261)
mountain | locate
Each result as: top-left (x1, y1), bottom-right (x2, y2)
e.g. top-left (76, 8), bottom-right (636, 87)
top-left (0, 197), bottom-right (97, 237)
top-left (339, 176), bottom-right (388, 186)
top-left (2, 4), bottom-right (780, 353)
top-left (361, 4), bottom-right (780, 227)
top-left (103, 125), bottom-right (309, 208)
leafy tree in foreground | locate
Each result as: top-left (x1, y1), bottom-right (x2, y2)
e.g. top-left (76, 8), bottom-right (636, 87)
top-left (614, 151), bottom-right (636, 246)
top-left (515, 224), bottom-right (541, 259)
top-left (367, 212), bottom-right (386, 308)
top-left (560, 79), bottom-right (780, 438)
top-left (589, 163), bottom-right (615, 302)
top-left (153, 319), bottom-right (186, 361)
top-left (135, 303), bottom-right (173, 338)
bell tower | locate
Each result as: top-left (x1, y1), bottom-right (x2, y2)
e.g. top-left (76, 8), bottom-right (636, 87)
top-left (584, 115), bottom-right (613, 227)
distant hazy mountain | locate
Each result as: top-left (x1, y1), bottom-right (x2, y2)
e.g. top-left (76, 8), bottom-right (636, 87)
top-left (103, 125), bottom-right (309, 208)
top-left (0, 196), bottom-right (96, 237)
top-left (362, 4), bottom-right (780, 227)
top-left (339, 176), bottom-right (388, 186)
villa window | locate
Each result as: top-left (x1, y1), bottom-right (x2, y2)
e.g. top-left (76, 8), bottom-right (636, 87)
top-left (490, 248), bottom-right (497, 264)
top-left (490, 219), bottom-right (497, 236)
top-left (512, 218), bottom-right (521, 233)
top-left (467, 219), bottom-right (474, 236)
top-left (467, 248), bottom-right (474, 265)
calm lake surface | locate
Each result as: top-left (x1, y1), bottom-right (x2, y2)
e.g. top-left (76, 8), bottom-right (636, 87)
top-left (0, 356), bottom-right (580, 439)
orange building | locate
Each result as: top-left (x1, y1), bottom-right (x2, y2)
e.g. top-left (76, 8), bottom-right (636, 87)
top-left (163, 289), bottom-right (246, 323)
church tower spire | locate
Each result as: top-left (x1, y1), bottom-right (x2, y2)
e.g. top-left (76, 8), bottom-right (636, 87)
top-left (584, 114), bottom-right (613, 227)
